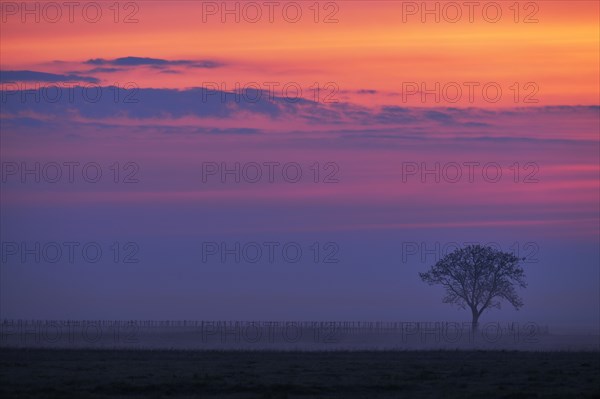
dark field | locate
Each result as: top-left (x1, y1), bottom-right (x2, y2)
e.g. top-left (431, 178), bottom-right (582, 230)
top-left (1, 349), bottom-right (599, 398)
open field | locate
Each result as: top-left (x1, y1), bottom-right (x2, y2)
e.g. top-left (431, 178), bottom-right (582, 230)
top-left (1, 348), bottom-right (598, 399)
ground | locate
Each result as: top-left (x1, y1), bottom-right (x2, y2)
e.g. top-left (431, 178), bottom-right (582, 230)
top-left (1, 348), bottom-right (599, 398)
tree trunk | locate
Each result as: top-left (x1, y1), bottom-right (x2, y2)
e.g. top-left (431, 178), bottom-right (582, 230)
top-left (471, 308), bottom-right (480, 333)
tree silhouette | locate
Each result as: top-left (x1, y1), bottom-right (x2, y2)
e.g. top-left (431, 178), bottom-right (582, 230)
top-left (419, 244), bottom-right (527, 331)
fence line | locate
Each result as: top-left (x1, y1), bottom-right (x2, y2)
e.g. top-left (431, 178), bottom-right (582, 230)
top-left (0, 319), bottom-right (551, 335)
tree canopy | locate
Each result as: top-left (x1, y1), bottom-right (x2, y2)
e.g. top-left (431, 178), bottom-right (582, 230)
top-left (419, 244), bottom-right (527, 327)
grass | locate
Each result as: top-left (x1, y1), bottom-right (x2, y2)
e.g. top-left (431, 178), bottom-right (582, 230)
top-left (0, 348), bottom-right (599, 398)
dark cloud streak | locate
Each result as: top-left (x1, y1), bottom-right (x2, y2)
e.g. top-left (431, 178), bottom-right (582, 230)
top-left (85, 56), bottom-right (223, 69)
top-left (0, 70), bottom-right (99, 83)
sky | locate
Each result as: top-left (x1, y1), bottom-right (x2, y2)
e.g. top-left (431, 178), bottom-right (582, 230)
top-left (0, 1), bottom-right (599, 332)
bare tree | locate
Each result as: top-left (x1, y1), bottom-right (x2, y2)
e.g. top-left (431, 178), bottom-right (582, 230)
top-left (419, 244), bottom-right (527, 331)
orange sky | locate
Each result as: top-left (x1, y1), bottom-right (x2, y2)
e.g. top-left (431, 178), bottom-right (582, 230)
top-left (1, 1), bottom-right (599, 106)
